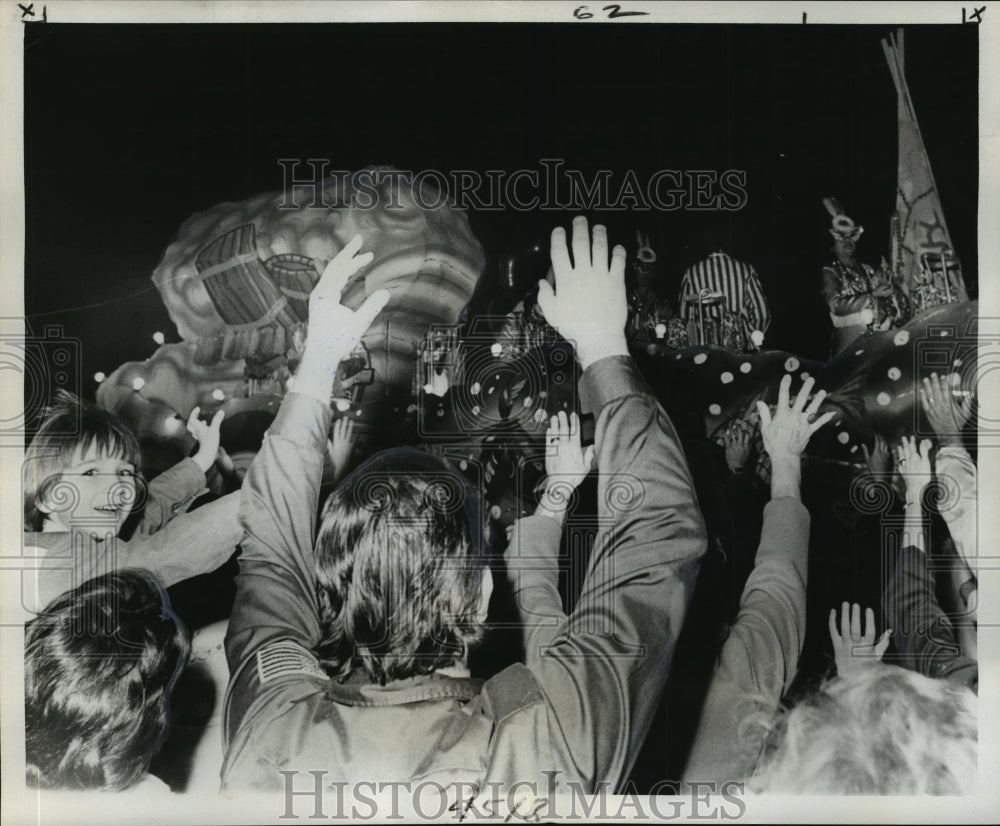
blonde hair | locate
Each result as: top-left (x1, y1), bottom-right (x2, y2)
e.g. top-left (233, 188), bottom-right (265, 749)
top-left (751, 664), bottom-right (977, 794)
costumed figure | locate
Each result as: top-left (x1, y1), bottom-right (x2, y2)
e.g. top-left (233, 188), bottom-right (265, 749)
top-left (678, 225), bottom-right (770, 353)
top-left (821, 197), bottom-right (910, 358)
top-left (627, 231), bottom-right (686, 348)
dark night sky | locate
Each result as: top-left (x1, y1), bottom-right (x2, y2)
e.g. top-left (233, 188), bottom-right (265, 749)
top-left (22, 23), bottom-right (979, 393)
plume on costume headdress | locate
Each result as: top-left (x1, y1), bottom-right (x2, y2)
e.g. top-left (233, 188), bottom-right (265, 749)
top-left (823, 196), bottom-right (864, 242)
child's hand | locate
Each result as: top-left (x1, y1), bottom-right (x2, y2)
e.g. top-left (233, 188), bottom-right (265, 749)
top-left (541, 411), bottom-right (594, 514)
top-left (327, 417), bottom-right (357, 485)
top-left (828, 602), bottom-right (891, 677)
top-left (188, 406), bottom-right (225, 474)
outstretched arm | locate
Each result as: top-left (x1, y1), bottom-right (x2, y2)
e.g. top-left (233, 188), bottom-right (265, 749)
top-left (507, 217), bottom-right (706, 790)
top-left (885, 436), bottom-right (977, 691)
top-left (921, 373), bottom-right (977, 591)
top-left (133, 408), bottom-right (226, 535)
top-left (224, 236), bottom-right (389, 734)
top-left (507, 411), bottom-right (593, 637)
top-left (684, 375), bottom-right (833, 782)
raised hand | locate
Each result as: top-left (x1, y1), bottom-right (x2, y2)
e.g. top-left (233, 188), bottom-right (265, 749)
top-left (828, 602), bottom-right (891, 677)
top-left (297, 234), bottom-right (390, 403)
top-left (756, 374), bottom-right (835, 464)
top-left (920, 372), bottom-right (973, 446)
top-left (536, 216), bottom-right (629, 369)
top-left (896, 435), bottom-right (933, 504)
top-left (860, 432), bottom-right (890, 477)
top-left (724, 419), bottom-right (752, 472)
top-left (306, 234), bottom-right (389, 358)
top-left (543, 411), bottom-right (595, 509)
top-left (188, 406), bottom-right (226, 474)
top-left (327, 416), bottom-right (358, 485)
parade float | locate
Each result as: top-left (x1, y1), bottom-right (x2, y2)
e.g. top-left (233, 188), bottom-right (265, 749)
top-left (97, 31), bottom-right (975, 530)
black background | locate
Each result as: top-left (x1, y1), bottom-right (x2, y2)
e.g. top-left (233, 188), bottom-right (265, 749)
top-left (23, 23), bottom-right (978, 393)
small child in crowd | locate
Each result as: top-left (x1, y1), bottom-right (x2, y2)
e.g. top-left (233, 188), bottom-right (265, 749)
top-left (21, 391), bottom-right (241, 611)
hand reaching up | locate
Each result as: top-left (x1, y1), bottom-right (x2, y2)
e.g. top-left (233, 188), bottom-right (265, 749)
top-left (756, 375), bottom-right (834, 500)
top-left (536, 216), bottom-right (629, 369)
top-left (539, 411), bottom-right (594, 521)
top-left (829, 602), bottom-right (891, 677)
top-left (724, 419), bottom-right (752, 472)
top-left (188, 406), bottom-right (226, 474)
top-left (896, 435), bottom-right (932, 504)
top-left (860, 432), bottom-right (890, 477)
top-left (297, 234), bottom-right (391, 403)
top-left (327, 417), bottom-right (358, 485)
top-left (920, 372), bottom-right (973, 446)
top-left (756, 375), bottom-right (835, 464)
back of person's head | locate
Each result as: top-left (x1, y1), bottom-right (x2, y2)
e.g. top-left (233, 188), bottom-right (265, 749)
top-left (23, 390), bottom-right (142, 532)
top-left (25, 569), bottom-right (190, 791)
top-left (751, 664), bottom-right (977, 794)
top-left (313, 447), bottom-right (489, 685)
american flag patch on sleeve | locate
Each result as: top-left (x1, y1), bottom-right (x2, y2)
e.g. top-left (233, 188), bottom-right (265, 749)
top-left (256, 640), bottom-right (328, 684)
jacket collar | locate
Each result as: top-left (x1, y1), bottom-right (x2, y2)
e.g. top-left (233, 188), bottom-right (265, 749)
top-left (324, 670), bottom-right (483, 707)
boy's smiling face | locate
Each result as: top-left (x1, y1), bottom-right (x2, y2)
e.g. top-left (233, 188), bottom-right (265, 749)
top-left (40, 443), bottom-right (137, 535)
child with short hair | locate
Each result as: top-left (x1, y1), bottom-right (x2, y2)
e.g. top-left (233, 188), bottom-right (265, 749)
top-left (22, 390), bottom-right (241, 611)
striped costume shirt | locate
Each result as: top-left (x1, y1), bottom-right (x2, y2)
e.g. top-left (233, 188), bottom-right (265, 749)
top-left (678, 252), bottom-right (772, 338)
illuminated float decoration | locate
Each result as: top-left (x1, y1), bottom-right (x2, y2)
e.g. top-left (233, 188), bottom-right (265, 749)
top-left (98, 167), bottom-right (486, 480)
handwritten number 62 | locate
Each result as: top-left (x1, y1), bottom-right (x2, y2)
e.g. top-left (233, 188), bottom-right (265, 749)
top-left (574, 5), bottom-right (648, 19)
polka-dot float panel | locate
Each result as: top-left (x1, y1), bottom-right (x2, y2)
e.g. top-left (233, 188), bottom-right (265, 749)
top-left (630, 300), bottom-right (977, 462)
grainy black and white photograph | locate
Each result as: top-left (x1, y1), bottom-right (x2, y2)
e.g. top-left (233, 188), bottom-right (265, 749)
top-left (0, 1), bottom-right (996, 823)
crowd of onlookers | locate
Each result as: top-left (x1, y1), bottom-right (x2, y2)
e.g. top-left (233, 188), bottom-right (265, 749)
top-left (22, 219), bottom-right (978, 802)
